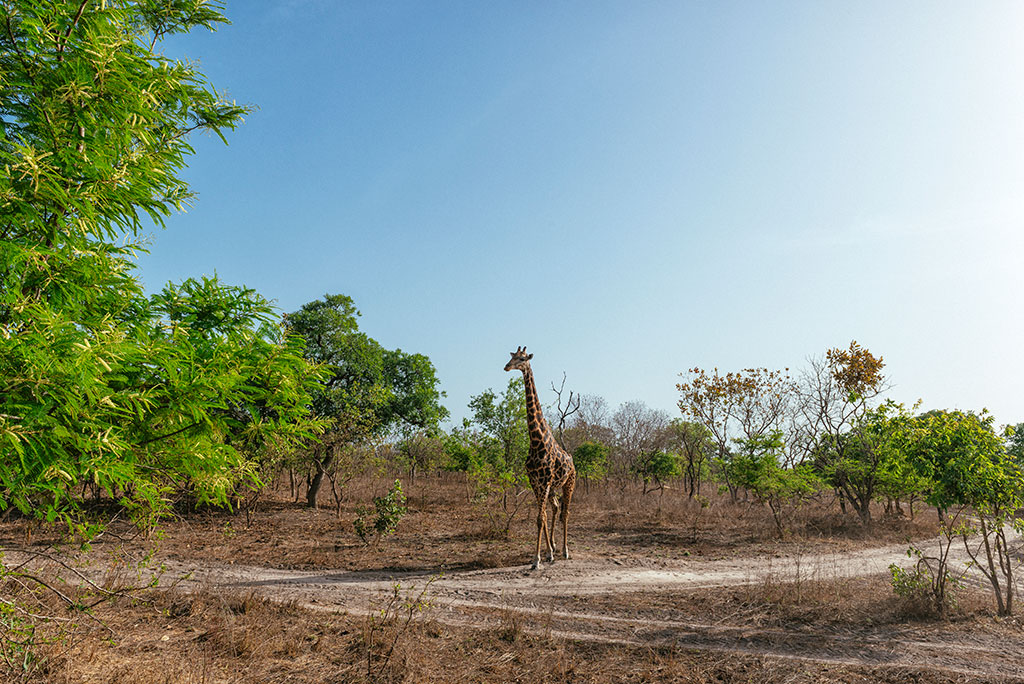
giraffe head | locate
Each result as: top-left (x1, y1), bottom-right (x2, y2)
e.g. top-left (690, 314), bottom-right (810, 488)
top-left (504, 346), bottom-right (533, 372)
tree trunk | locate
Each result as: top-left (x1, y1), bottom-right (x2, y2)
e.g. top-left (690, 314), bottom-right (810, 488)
top-left (855, 500), bottom-right (872, 524)
top-left (306, 446), bottom-right (335, 509)
top-left (306, 467), bottom-right (324, 509)
top-left (836, 487), bottom-right (847, 515)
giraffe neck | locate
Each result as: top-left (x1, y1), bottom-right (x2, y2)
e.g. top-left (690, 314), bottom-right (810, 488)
top-left (520, 365), bottom-right (552, 445)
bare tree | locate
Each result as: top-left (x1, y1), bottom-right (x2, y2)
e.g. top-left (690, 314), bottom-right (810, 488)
top-left (610, 401), bottom-right (671, 482)
top-left (562, 394), bottom-right (615, 456)
top-left (549, 372), bottom-right (582, 447)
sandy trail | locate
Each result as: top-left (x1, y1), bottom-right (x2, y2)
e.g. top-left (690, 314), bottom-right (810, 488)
top-left (6, 532), bottom-right (1023, 679)
top-left (139, 533), bottom-right (1024, 680)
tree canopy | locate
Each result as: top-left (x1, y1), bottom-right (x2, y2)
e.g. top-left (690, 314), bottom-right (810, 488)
top-left (285, 294), bottom-right (448, 440)
top-left (284, 294), bottom-right (447, 507)
top-left (0, 0), bottom-right (323, 530)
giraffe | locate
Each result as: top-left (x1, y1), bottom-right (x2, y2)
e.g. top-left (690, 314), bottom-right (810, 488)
top-left (504, 346), bottom-right (577, 570)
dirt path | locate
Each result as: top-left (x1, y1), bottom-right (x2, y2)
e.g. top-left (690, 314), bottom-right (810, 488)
top-left (5, 532), bottom-right (1022, 680)
top-left (141, 535), bottom-right (1024, 681)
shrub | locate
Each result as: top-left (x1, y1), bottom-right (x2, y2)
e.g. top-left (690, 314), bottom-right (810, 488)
top-left (354, 480), bottom-right (407, 546)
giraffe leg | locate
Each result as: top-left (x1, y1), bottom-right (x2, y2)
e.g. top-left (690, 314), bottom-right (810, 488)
top-left (545, 495), bottom-right (559, 562)
top-left (560, 477), bottom-right (575, 560)
top-left (533, 485), bottom-right (552, 570)
top-left (541, 503), bottom-right (554, 561)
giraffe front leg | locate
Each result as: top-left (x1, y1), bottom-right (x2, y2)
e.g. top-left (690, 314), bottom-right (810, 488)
top-left (533, 497), bottom-right (548, 570)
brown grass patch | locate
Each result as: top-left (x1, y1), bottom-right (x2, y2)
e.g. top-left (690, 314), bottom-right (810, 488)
top-left (0, 473), bottom-right (1008, 683)
top-left (21, 585), bottom-right (1015, 684)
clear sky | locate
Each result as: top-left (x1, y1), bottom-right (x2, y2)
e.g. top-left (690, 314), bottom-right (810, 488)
top-left (138, 1), bottom-right (1024, 428)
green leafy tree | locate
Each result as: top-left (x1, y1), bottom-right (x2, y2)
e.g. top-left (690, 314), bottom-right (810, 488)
top-left (441, 424), bottom-right (479, 474)
top-left (728, 432), bottom-right (821, 537)
top-left (467, 377), bottom-right (529, 476)
top-left (464, 378), bottom-right (531, 535)
top-left (665, 420), bottom-right (714, 498)
top-left (1004, 423), bottom-right (1024, 469)
top-left (572, 441), bottom-right (609, 486)
top-left (633, 450), bottom-right (681, 499)
top-left (285, 294), bottom-right (447, 507)
top-left (905, 410), bottom-right (1021, 616)
top-left (0, 0), bottom-right (323, 533)
top-left (874, 416), bottom-right (930, 519)
top-left (811, 402), bottom-right (903, 525)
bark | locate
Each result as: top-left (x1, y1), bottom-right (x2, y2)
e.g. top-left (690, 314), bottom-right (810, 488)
top-left (306, 446), bottom-right (335, 509)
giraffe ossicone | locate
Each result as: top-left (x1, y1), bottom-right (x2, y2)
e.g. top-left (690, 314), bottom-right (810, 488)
top-left (504, 346), bottom-right (577, 570)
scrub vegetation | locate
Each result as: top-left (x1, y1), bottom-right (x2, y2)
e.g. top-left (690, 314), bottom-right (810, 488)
top-left (2, 3), bottom-right (1023, 682)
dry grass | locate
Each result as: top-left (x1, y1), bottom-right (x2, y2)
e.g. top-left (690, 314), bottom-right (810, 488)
top-left (21, 584), bottom-right (1009, 684)
top-left (0, 473), bottom-right (936, 574)
top-left (1, 472), bottom-right (1012, 683)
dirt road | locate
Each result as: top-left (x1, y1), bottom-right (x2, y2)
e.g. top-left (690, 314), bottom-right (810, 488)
top-left (147, 535), bottom-right (1024, 681)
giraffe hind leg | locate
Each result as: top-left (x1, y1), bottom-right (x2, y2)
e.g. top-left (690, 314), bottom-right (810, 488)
top-left (545, 496), bottom-right (559, 562)
top-left (560, 478), bottom-right (575, 560)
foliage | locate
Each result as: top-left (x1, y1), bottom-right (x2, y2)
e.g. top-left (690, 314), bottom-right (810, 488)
top-left (889, 543), bottom-right (964, 617)
top-left (727, 432), bottom-right (821, 536)
top-left (665, 420), bottom-right (714, 498)
top-left (907, 411), bottom-right (1015, 511)
top-left (904, 410), bottom-right (1021, 615)
top-left (572, 441), bottom-right (609, 481)
top-left (795, 342), bottom-right (887, 520)
top-left (286, 294), bottom-right (448, 439)
top-left (678, 366), bottom-right (794, 501)
top-left (467, 377), bottom-right (529, 476)
top-left (354, 480), bottom-right (407, 546)
top-left (825, 341), bottom-right (886, 399)
top-left (810, 400), bottom-right (911, 524)
top-left (633, 450), bottom-right (680, 495)
top-left (440, 426), bottom-right (478, 473)
top-left (1005, 423), bottom-right (1024, 468)
top-left (284, 294), bottom-right (446, 506)
top-left (0, 0), bottom-right (324, 532)
top-left (678, 366), bottom-right (794, 446)
top-left (458, 380), bottom-right (533, 535)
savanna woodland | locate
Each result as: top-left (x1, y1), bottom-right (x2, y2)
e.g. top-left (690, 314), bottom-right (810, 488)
top-left (2, 3), bottom-right (1023, 683)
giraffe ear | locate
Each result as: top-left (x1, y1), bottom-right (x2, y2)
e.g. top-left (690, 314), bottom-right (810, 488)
top-left (527, 353), bottom-right (534, 360)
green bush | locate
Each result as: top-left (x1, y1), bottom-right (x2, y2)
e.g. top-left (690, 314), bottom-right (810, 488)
top-left (354, 480), bottom-right (407, 546)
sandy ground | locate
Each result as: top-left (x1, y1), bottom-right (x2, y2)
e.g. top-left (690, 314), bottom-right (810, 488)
top-left (94, 532), bottom-right (1019, 681)
top-left (4, 487), bottom-right (1023, 681)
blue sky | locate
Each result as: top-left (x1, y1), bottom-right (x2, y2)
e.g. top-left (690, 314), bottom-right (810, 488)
top-left (138, 1), bottom-right (1024, 427)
